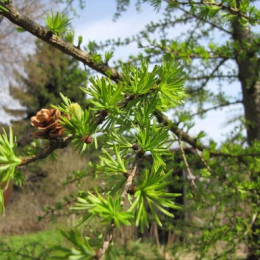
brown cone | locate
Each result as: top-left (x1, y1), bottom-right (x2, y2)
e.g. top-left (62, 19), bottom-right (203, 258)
top-left (31, 108), bottom-right (65, 138)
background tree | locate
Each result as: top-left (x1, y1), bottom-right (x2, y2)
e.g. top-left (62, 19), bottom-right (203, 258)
top-left (0, 0), bottom-right (85, 125)
top-left (8, 39), bottom-right (88, 145)
top-left (10, 39), bottom-right (88, 118)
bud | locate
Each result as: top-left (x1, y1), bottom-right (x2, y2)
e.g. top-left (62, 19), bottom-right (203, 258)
top-left (69, 103), bottom-right (83, 120)
top-left (81, 134), bottom-right (93, 144)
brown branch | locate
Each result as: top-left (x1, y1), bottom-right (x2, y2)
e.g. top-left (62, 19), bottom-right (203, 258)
top-left (167, 0), bottom-right (253, 22)
top-left (155, 110), bottom-right (206, 151)
top-left (177, 5), bottom-right (232, 34)
top-left (95, 223), bottom-right (115, 260)
top-left (156, 43), bottom-right (229, 60)
top-left (210, 151), bottom-right (260, 158)
top-left (189, 58), bottom-right (228, 94)
top-left (190, 100), bottom-right (242, 117)
top-left (171, 146), bottom-right (260, 160)
top-left (188, 74), bottom-right (238, 80)
top-left (195, 147), bottom-right (212, 174)
top-left (1, 2), bottom-right (122, 82)
top-left (178, 139), bottom-right (197, 187)
top-left (120, 159), bottom-right (139, 207)
top-left (178, 136), bottom-right (209, 204)
top-left (20, 136), bottom-right (72, 166)
top-left (38, 197), bottom-right (76, 221)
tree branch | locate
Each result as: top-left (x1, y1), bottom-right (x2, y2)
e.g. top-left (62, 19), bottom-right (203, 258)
top-left (156, 43), bottom-right (230, 60)
top-left (20, 136), bottom-right (72, 166)
top-left (167, 0), bottom-right (254, 22)
top-left (178, 136), bottom-right (208, 204)
top-left (190, 100), bottom-right (242, 117)
top-left (2, 2), bottom-right (208, 153)
top-left (188, 74), bottom-right (238, 80)
top-left (155, 110), bottom-right (206, 151)
top-left (1, 2), bottom-right (122, 82)
top-left (189, 58), bottom-right (228, 94)
top-left (177, 5), bottom-right (232, 34)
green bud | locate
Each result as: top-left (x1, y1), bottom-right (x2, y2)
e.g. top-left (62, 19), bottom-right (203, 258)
top-left (69, 103), bottom-right (83, 120)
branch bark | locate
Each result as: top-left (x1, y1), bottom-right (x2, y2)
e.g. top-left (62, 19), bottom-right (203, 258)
top-left (1, 2), bottom-right (122, 82)
top-left (20, 136), bottom-right (72, 166)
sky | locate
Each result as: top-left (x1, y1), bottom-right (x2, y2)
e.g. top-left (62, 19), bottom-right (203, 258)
top-left (0, 0), bottom-right (245, 144)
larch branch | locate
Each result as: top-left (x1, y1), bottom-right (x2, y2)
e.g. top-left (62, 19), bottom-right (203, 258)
top-left (2, 2), bottom-right (206, 153)
top-left (1, 2), bottom-right (122, 82)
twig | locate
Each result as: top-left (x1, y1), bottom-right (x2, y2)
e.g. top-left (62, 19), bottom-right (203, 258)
top-left (38, 197), bottom-right (76, 221)
top-left (244, 213), bottom-right (258, 236)
top-left (188, 75), bottom-right (238, 80)
top-left (167, 0), bottom-right (253, 22)
top-left (178, 135), bottom-right (208, 204)
top-left (195, 148), bottom-right (212, 174)
top-left (155, 110), bottom-right (206, 151)
top-left (177, 5), bottom-right (231, 34)
top-left (179, 138), bottom-right (197, 188)
top-left (95, 223), bottom-right (115, 260)
top-left (20, 136), bottom-right (72, 166)
top-left (1, 2), bottom-right (122, 82)
top-left (120, 161), bottom-right (138, 207)
top-left (95, 151), bottom-right (143, 259)
top-left (156, 43), bottom-right (229, 59)
top-left (189, 58), bottom-right (228, 94)
top-left (190, 100), bottom-right (242, 117)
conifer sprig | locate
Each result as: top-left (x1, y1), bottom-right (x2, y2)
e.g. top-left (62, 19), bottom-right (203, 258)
top-left (0, 127), bottom-right (21, 184)
top-left (53, 94), bottom-right (96, 153)
top-left (129, 167), bottom-right (181, 232)
top-left (0, 0), bottom-right (8, 13)
top-left (52, 229), bottom-right (96, 260)
top-left (44, 10), bottom-right (71, 36)
top-left (73, 191), bottom-right (133, 228)
top-left (0, 127), bottom-right (22, 214)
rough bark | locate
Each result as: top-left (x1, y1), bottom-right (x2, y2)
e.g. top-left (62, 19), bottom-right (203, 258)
top-left (232, 2), bottom-right (260, 258)
top-left (232, 18), bottom-right (260, 145)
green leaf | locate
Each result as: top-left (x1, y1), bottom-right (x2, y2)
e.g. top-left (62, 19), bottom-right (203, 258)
top-left (16, 27), bottom-right (26, 33)
top-left (135, 120), bottom-right (170, 169)
top-left (72, 191), bottom-right (133, 228)
top-left (83, 77), bottom-right (123, 114)
top-left (44, 10), bottom-right (71, 36)
top-left (65, 31), bottom-right (75, 43)
top-left (0, 1), bottom-right (8, 13)
top-left (98, 146), bottom-right (127, 174)
top-left (130, 167), bottom-right (180, 232)
top-left (0, 127), bottom-right (22, 187)
top-left (53, 94), bottom-right (95, 153)
top-left (57, 229), bottom-right (95, 259)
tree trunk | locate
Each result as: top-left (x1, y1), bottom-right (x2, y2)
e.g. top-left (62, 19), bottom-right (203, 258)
top-left (232, 17), bottom-right (260, 145)
top-left (232, 6), bottom-right (260, 259)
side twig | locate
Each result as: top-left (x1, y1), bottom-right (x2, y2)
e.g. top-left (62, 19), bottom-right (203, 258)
top-left (95, 150), bottom-right (143, 259)
top-left (178, 135), bottom-right (208, 204)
